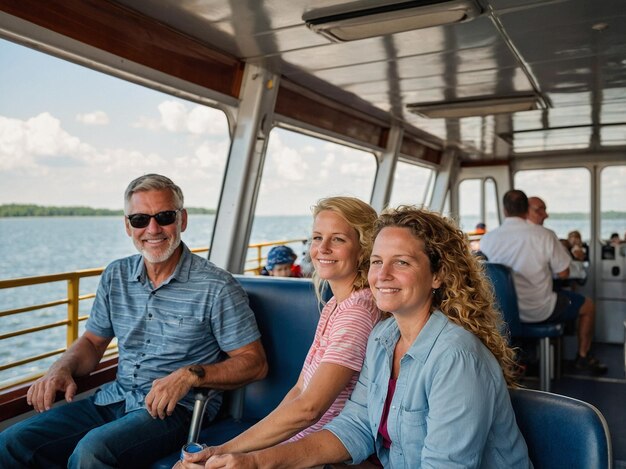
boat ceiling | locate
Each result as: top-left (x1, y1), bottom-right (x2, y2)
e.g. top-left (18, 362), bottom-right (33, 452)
top-left (3, 0), bottom-right (626, 163)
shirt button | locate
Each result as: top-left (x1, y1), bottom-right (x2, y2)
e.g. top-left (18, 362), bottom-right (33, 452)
top-left (148, 313), bottom-right (153, 318)
top-left (133, 373), bottom-right (137, 378)
top-left (391, 406), bottom-right (396, 409)
top-left (146, 339), bottom-right (150, 343)
top-left (135, 364), bottom-right (140, 368)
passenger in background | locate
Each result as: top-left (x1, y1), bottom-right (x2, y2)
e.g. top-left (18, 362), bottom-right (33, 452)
top-left (567, 230), bottom-right (587, 261)
top-left (474, 221), bottom-right (487, 234)
top-left (469, 222), bottom-right (487, 254)
top-left (193, 206), bottom-right (531, 468)
top-left (261, 245), bottom-right (299, 277)
top-left (480, 190), bottom-right (607, 374)
top-left (0, 174), bottom-right (268, 468)
top-left (610, 232), bottom-right (621, 246)
top-left (179, 196), bottom-right (381, 468)
top-left (527, 196), bottom-right (549, 225)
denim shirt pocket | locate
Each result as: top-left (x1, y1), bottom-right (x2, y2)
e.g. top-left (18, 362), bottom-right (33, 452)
top-left (399, 406), bottom-right (428, 459)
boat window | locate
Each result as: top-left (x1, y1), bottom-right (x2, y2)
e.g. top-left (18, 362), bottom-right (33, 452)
top-left (485, 178), bottom-right (500, 230)
top-left (249, 126), bottom-right (376, 275)
top-left (458, 178), bottom-right (501, 234)
top-left (0, 38), bottom-right (230, 269)
top-left (458, 178), bottom-right (482, 232)
top-left (600, 165), bottom-right (626, 241)
top-left (514, 168), bottom-right (591, 240)
top-left (388, 160), bottom-right (434, 208)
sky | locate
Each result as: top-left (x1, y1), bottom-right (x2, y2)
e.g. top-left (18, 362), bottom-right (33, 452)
top-left (0, 38), bottom-right (624, 216)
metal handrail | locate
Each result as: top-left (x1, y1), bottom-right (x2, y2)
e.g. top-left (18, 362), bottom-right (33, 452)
top-left (0, 239), bottom-right (306, 390)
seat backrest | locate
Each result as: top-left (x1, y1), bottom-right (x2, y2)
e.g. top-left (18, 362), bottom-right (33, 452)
top-left (234, 276), bottom-right (321, 420)
top-left (510, 388), bottom-right (612, 469)
top-left (484, 262), bottom-right (523, 337)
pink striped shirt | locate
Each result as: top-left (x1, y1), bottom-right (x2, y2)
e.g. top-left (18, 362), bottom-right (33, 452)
top-left (289, 288), bottom-right (380, 441)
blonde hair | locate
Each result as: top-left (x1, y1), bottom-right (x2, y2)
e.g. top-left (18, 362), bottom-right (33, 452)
top-left (374, 205), bottom-right (519, 386)
top-left (311, 196), bottom-right (377, 303)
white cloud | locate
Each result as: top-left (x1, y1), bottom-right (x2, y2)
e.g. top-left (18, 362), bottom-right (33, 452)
top-left (76, 111), bottom-right (109, 125)
top-left (267, 133), bottom-right (310, 182)
top-left (133, 100), bottom-right (228, 136)
top-left (0, 110), bottom-right (234, 208)
top-left (0, 113), bottom-right (89, 171)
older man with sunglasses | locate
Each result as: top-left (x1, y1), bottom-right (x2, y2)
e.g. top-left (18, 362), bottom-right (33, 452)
top-left (0, 174), bottom-right (268, 469)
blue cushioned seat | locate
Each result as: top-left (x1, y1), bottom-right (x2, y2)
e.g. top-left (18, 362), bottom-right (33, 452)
top-left (510, 388), bottom-right (612, 468)
top-left (484, 263), bottom-right (563, 391)
top-left (151, 276), bottom-right (321, 468)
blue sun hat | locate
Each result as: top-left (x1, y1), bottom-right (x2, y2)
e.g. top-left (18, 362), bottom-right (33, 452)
top-left (266, 245), bottom-right (296, 271)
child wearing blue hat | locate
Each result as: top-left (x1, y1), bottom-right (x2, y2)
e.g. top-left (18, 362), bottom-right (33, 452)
top-left (265, 245), bottom-right (298, 277)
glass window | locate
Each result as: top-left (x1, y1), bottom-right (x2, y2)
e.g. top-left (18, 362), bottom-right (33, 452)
top-left (600, 165), bottom-right (626, 241)
top-left (485, 178), bottom-right (500, 231)
top-left (458, 178), bottom-right (481, 232)
top-left (514, 168), bottom-right (591, 240)
top-left (388, 160), bottom-right (434, 208)
top-left (0, 38), bottom-right (230, 387)
top-left (0, 38), bottom-right (230, 274)
top-left (250, 126), bottom-right (377, 274)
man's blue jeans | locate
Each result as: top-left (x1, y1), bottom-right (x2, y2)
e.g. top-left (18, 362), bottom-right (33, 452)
top-left (0, 395), bottom-right (191, 468)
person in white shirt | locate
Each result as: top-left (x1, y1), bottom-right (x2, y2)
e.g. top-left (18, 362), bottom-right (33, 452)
top-left (480, 190), bottom-right (606, 374)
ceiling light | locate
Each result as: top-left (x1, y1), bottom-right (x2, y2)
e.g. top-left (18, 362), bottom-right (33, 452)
top-left (303, 0), bottom-right (482, 42)
top-left (406, 95), bottom-right (544, 119)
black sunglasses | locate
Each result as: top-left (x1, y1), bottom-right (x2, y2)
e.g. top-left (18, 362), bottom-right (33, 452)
top-left (126, 209), bottom-right (182, 228)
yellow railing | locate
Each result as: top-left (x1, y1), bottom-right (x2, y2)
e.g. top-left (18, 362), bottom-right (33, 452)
top-left (245, 238), bottom-right (306, 274)
top-left (0, 240), bottom-right (305, 390)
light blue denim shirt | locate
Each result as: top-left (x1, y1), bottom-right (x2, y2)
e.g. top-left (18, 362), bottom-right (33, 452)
top-left (85, 243), bottom-right (261, 419)
top-left (325, 311), bottom-right (532, 468)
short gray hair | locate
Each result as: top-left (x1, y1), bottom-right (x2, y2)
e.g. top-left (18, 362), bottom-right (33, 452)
top-left (124, 174), bottom-right (184, 213)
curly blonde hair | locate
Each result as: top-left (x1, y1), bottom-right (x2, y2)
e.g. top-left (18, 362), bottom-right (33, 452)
top-left (374, 205), bottom-right (519, 386)
top-left (311, 196), bottom-right (378, 303)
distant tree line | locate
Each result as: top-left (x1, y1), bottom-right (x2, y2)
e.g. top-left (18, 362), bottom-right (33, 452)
top-left (0, 204), bottom-right (215, 217)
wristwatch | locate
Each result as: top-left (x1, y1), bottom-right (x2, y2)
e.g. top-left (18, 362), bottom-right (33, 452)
top-left (188, 365), bottom-right (206, 381)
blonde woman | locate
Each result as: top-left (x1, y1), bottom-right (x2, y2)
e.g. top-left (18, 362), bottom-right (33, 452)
top-left (180, 197), bottom-right (380, 468)
top-left (199, 206), bottom-right (530, 468)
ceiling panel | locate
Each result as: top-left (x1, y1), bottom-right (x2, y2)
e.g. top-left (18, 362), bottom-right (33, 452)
top-left (107, 0), bottom-right (626, 159)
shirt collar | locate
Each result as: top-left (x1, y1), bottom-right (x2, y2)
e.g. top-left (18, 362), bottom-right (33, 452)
top-left (130, 242), bottom-right (192, 285)
top-left (503, 216), bottom-right (527, 226)
top-left (376, 310), bottom-right (448, 363)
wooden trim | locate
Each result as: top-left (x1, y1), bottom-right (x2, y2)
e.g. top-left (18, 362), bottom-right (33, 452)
top-left (275, 86), bottom-right (389, 148)
top-left (0, 357), bottom-right (118, 423)
top-left (460, 158), bottom-right (510, 167)
top-left (0, 0), bottom-right (244, 98)
top-left (400, 134), bottom-right (442, 165)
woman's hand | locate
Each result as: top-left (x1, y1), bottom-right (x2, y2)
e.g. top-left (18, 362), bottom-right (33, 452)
top-left (179, 446), bottom-right (221, 467)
